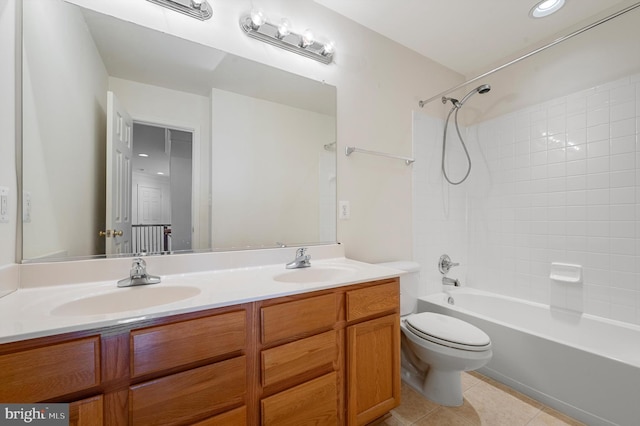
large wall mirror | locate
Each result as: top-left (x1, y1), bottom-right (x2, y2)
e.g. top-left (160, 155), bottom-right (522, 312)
top-left (22, 0), bottom-right (337, 262)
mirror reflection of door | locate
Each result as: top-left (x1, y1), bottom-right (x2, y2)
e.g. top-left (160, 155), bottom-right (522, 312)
top-left (106, 91), bottom-right (133, 255)
top-left (131, 123), bottom-right (193, 254)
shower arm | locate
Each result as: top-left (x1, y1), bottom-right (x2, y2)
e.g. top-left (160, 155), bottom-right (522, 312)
top-left (418, 1), bottom-right (640, 108)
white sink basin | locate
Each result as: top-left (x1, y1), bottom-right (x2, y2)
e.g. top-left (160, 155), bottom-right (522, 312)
top-left (273, 266), bottom-right (358, 284)
top-left (50, 286), bottom-right (201, 316)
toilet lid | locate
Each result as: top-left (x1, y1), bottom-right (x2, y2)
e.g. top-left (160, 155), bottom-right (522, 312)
top-left (405, 312), bottom-right (491, 352)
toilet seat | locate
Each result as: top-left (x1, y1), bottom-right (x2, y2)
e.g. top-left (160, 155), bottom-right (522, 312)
top-left (404, 312), bottom-right (491, 352)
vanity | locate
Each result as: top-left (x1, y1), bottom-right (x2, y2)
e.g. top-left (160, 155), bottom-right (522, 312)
top-left (0, 252), bottom-right (401, 425)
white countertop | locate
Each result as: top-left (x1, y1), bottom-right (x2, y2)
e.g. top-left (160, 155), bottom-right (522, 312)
top-left (0, 257), bottom-right (402, 344)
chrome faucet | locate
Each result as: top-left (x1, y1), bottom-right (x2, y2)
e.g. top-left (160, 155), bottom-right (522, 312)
top-left (285, 248), bottom-right (311, 269)
top-left (117, 258), bottom-right (161, 287)
top-left (439, 254), bottom-right (461, 287)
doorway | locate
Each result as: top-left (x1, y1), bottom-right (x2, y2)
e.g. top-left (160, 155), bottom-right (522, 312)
top-left (131, 123), bottom-right (193, 253)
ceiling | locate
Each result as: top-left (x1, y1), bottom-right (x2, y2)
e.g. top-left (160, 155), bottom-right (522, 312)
top-left (314, 0), bottom-right (634, 76)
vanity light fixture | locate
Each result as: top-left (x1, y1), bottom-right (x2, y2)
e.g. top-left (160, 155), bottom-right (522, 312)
top-left (240, 9), bottom-right (335, 64)
top-left (529, 0), bottom-right (565, 18)
top-left (146, 0), bottom-right (213, 21)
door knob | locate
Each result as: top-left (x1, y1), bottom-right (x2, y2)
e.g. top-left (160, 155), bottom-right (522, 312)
top-left (113, 230), bottom-right (124, 237)
top-left (99, 230), bottom-right (112, 238)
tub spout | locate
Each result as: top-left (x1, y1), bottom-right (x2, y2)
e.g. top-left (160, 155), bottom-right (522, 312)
top-left (442, 276), bottom-right (460, 287)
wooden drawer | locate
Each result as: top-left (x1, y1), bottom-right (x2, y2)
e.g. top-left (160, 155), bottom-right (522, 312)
top-left (346, 281), bottom-right (399, 322)
top-left (261, 294), bottom-right (336, 345)
top-left (131, 310), bottom-right (245, 377)
top-left (192, 406), bottom-right (246, 426)
top-left (262, 330), bottom-right (337, 388)
top-left (261, 371), bottom-right (338, 426)
top-left (69, 395), bottom-right (104, 426)
top-left (129, 356), bottom-right (246, 425)
top-left (0, 336), bottom-right (100, 402)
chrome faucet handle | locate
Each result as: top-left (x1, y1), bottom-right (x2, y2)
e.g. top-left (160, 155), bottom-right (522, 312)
top-left (438, 254), bottom-right (459, 275)
top-left (130, 258), bottom-right (147, 278)
top-left (295, 247), bottom-right (308, 259)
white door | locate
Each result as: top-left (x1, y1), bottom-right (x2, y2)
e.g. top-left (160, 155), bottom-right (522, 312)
top-left (105, 91), bottom-right (133, 255)
top-left (138, 185), bottom-right (163, 224)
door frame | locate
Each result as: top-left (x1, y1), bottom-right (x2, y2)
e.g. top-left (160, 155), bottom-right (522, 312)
top-left (131, 115), bottom-right (201, 250)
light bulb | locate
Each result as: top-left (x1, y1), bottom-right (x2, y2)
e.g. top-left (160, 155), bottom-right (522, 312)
top-left (321, 41), bottom-right (335, 56)
top-left (300, 29), bottom-right (314, 48)
top-left (250, 9), bottom-right (266, 29)
top-left (191, 0), bottom-right (203, 9)
top-left (277, 18), bottom-right (291, 39)
top-left (529, 0), bottom-right (565, 18)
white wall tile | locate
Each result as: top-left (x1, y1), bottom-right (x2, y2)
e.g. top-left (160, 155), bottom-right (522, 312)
top-left (587, 108), bottom-right (609, 127)
top-left (611, 118), bottom-right (635, 138)
top-left (611, 135), bottom-right (635, 154)
top-left (611, 100), bottom-right (636, 122)
top-left (587, 124), bottom-right (610, 143)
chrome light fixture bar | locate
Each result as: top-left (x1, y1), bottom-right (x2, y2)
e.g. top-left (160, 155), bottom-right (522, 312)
top-left (146, 0), bottom-right (212, 21)
top-left (240, 12), bottom-right (335, 64)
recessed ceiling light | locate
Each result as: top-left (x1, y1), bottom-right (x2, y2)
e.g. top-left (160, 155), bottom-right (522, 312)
top-left (138, 153), bottom-right (149, 157)
top-left (530, 0), bottom-right (565, 18)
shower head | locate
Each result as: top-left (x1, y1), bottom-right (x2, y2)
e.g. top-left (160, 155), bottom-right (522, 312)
top-left (477, 84), bottom-right (491, 94)
top-left (459, 84), bottom-right (491, 107)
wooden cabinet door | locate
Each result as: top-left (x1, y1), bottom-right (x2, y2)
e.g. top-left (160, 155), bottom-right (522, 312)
top-left (347, 314), bottom-right (400, 426)
top-left (69, 395), bottom-right (103, 426)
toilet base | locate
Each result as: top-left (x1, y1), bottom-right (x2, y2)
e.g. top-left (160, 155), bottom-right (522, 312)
top-left (401, 365), bottom-right (464, 407)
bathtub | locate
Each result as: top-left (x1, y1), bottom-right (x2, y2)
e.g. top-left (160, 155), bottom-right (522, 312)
top-left (418, 288), bottom-right (640, 426)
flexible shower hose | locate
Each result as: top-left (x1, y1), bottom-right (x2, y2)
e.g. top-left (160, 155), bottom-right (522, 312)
top-left (442, 106), bottom-right (472, 185)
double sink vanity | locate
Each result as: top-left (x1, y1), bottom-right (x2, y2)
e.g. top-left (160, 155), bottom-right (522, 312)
top-left (0, 246), bottom-right (403, 425)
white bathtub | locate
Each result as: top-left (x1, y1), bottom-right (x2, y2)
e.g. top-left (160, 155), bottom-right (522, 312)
top-left (418, 288), bottom-right (640, 426)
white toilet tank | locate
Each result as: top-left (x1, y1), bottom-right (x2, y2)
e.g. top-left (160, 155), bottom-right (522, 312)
top-left (377, 261), bottom-right (421, 316)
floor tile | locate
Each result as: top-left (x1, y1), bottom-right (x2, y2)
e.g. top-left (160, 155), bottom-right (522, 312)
top-left (389, 372), bottom-right (585, 426)
top-left (527, 407), bottom-right (585, 426)
top-left (458, 379), bottom-right (541, 425)
top-left (413, 407), bottom-right (473, 426)
top-left (390, 382), bottom-right (440, 424)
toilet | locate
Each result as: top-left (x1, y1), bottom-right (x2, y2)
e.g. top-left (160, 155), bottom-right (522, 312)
top-left (378, 261), bottom-right (492, 406)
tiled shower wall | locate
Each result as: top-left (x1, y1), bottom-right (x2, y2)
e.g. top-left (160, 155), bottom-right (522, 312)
top-left (414, 73), bottom-right (640, 326)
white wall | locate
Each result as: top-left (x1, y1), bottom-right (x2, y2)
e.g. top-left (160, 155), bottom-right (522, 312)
top-left (22, 0), bottom-right (108, 259)
top-left (66, 0), bottom-right (462, 263)
top-left (211, 88), bottom-right (334, 248)
top-left (0, 0), bottom-right (19, 295)
top-left (412, 112), bottom-right (472, 297)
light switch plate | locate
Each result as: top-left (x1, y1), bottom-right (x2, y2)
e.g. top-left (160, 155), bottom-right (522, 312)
top-left (339, 200), bottom-right (350, 220)
top-left (0, 187), bottom-right (9, 223)
top-left (23, 191), bottom-right (32, 223)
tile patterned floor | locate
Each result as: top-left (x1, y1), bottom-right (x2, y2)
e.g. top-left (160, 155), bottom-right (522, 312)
top-left (383, 372), bottom-right (585, 426)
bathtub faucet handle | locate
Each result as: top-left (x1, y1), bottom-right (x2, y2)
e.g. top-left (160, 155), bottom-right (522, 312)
top-left (438, 254), bottom-right (460, 275)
